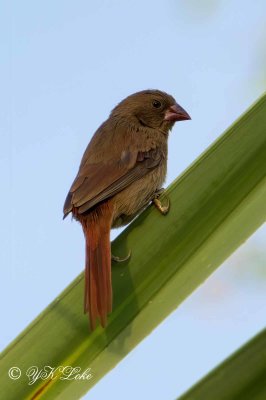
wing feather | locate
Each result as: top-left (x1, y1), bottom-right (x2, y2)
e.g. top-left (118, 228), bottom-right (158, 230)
top-left (63, 124), bottom-right (164, 217)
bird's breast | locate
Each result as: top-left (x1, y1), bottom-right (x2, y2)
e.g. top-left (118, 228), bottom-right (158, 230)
top-left (112, 159), bottom-right (167, 227)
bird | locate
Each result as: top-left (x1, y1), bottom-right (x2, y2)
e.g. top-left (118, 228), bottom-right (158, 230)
top-left (63, 89), bottom-right (190, 330)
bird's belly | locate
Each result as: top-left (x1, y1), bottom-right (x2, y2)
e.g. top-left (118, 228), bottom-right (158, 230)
top-left (112, 162), bottom-right (166, 227)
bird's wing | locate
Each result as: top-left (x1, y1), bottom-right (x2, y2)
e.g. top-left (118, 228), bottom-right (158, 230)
top-left (63, 144), bottom-right (163, 217)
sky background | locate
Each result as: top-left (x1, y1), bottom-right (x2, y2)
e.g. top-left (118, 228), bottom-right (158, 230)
top-left (1, 0), bottom-right (266, 399)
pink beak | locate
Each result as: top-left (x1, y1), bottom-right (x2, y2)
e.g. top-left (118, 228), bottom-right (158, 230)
top-left (164, 103), bottom-right (191, 122)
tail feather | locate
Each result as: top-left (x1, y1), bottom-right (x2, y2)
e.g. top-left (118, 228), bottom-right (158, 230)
top-left (80, 202), bottom-right (114, 330)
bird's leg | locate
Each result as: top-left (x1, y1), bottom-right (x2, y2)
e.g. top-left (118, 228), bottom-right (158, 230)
top-left (153, 188), bottom-right (170, 215)
top-left (111, 249), bottom-right (131, 263)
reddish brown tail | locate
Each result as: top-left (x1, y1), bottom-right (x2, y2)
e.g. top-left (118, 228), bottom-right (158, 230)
top-left (80, 202), bottom-right (114, 330)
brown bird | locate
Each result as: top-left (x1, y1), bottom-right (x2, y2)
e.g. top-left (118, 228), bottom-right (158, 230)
top-left (63, 90), bottom-right (190, 329)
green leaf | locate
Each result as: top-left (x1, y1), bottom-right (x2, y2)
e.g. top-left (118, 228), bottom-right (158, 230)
top-left (1, 94), bottom-right (266, 399)
top-left (177, 329), bottom-right (266, 400)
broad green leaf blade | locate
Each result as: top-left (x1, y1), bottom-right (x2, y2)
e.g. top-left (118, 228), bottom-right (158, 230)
top-left (177, 329), bottom-right (266, 400)
top-left (1, 94), bottom-right (266, 399)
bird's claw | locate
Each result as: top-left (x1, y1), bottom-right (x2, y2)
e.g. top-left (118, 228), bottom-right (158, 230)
top-left (153, 189), bottom-right (170, 215)
top-left (112, 249), bottom-right (131, 263)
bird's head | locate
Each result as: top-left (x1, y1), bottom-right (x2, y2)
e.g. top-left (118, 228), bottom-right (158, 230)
top-left (111, 89), bottom-right (191, 133)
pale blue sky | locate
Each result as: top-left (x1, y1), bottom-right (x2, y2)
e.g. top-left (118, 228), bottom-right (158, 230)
top-left (1, 1), bottom-right (266, 399)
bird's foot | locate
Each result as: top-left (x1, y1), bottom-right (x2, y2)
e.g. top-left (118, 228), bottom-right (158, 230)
top-left (153, 188), bottom-right (170, 215)
top-left (112, 250), bottom-right (131, 263)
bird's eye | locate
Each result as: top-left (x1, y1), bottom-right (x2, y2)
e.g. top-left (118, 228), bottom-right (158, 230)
top-left (152, 100), bottom-right (162, 108)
